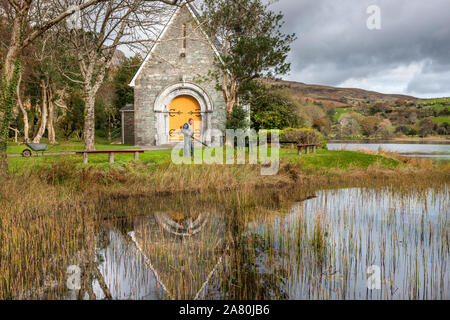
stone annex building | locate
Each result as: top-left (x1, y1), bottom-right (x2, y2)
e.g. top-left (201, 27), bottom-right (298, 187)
top-left (120, 2), bottom-right (226, 146)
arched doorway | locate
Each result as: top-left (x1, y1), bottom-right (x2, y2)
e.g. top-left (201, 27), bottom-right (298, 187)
top-left (168, 95), bottom-right (202, 141)
top-left (154, 82), bottom-right (213, 145)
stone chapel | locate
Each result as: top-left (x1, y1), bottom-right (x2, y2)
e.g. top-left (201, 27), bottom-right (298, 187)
top-left (120, 2), bottom-right (226, 146)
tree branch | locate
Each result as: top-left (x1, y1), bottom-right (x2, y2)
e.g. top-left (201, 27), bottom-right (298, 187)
top-left (21, 0), bottom-right (108, 49)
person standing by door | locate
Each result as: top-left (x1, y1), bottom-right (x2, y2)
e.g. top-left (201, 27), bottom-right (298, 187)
top-left (182, 118), bottom-right (194, 156)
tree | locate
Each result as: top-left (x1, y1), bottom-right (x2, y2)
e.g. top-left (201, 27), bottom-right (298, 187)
top-left (440, 107), bottom-right (449, 116)
top-left (376, 119), bottom-right (393, 139)
top-left (408, 126), bottom-right (418, 136)
top-left (360, 116), bottom-right (382, 136)
top-left (0, 0), bottom-right (112, 176)
top-left (112, 55), bottom-right (142, 113)
top-left (15, 73), bottom-right (30, 142)
top-left (91, 55), bottom-right (141, 142)
top-left (338, 113), bottom-right (362, 137)
top-left (418, 117), bottom-right (434, 137)
top-left (305, 104), bottom-right (330, 135)
top-left (226, 105), bottom-right (249, 130)
top-left (199, 0), bottom-right (295, 118)
top-left (369, 102), bottom-right (386, 115)
top-left (55, 0), bottom-right (182, 151)
top-left (395, 125), bottom-right (409, 135)
top-left (326, 104), bottom-right (336, 120)
top-left (29, 32), bottom-right (67, 144)
top-left (95, 83), bottom-right (117, 141)
top-left (436, 123), bottom-right (448, 135)
top-left (242, 82), bottom-right (300, 131)
top-left (312, 116), bottom-right (331, 136)
top-left (0, 0), bottom-right (186, 175)
top-left (59, 89), bottom-right (85, 139)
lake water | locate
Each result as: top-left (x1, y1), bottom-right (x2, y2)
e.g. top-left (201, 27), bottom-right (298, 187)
top-left (327, 140), bottom-right (450, 161)
top-left (62, 185), bottom-right (449, 300)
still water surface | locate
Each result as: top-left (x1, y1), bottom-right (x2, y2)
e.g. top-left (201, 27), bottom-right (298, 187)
top-left (69, 186), bottom-right (449, 300)
top-left (327, 140), bottom-right (450, 161)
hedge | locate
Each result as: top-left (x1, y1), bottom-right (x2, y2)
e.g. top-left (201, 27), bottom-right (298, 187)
top-left (282, 128), bottom-right (327, 148)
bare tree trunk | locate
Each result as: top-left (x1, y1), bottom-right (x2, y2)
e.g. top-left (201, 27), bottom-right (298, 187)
top-left (225, 94), bottom-right (237, 118)
top-left (221, 74), bottom-right (237, 118)
top-left (0, 19), bottom-right (23, 177)
top-left (16, 74), bottom-right (30, 142)
top-left (81, 55), bottom-right (108, 151)
top-left (0, 0), bottom-right (111, 176)
top-left (33, 79), bottom-right (48, 143)
top-left (107, 114), bottom-right (111, 143)
top-left (220, 34), bottom-right (239, 119)
top-left (47, 86), bottom-right (56, 144)
top-left (32, 108), bottom-right (41, 138)
top-left (9, 127), bottom-right (19, 143)
top-left (83, 93), bottom-right (96, 151)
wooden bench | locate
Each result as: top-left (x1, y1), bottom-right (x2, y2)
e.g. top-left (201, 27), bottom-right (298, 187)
top-left (75, 149), bottom-right (145, 164)
top-left (280, 140), bottom-right (299, 149)
top-left (297, 144), bottom-right (318, 155)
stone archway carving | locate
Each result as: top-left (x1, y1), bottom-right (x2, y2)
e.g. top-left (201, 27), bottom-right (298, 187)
top-left (154, 82), bottom-right (213, 145)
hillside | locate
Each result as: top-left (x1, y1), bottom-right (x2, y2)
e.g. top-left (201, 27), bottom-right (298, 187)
top-left (263, 78), bottom-right (418, 109)
top-left (255, 78), bottom-right (449, 138)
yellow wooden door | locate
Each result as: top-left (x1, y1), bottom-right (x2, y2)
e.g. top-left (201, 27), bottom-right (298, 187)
top-left (169, 95), bottom-right (202, 141)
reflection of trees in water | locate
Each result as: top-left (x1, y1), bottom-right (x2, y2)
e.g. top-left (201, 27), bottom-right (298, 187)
top-left (129, 208), bottom-right (291, 300)
top-left (72, 227), bottom-right (112, 300)
top-left (132, 211), bottom-right (225, 299)
top-left (78, 191), bottom-right (313, 300)
top-left (215, 210), bottom-right (289, 300)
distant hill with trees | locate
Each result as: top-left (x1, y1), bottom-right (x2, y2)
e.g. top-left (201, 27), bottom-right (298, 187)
top-left (246, 78), bottom-right (449, 139)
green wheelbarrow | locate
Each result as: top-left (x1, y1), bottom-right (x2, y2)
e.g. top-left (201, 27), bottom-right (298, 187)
top-left (21, 143), bottom-right (58, 157)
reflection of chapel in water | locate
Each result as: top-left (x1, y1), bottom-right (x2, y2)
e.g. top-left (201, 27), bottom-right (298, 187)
top-left (129, 210), bottom-right (226, 299)
top-left (120, 3), bottom-right (227, 146)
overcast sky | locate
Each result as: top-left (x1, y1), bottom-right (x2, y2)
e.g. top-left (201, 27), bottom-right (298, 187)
top-left (269, 0), bottom-right (450, 98)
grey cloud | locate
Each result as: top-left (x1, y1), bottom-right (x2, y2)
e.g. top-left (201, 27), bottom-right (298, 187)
top-left (270, 0), bottom-right (450, 97)
top-left (407, 60), bottom-right (450, 95)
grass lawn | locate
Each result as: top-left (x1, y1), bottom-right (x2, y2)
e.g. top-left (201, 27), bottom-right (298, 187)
top-left (7, 139), bottom-right (136, 155)
top-left (419, 97), bottom-right (450, 105)
top-left (426, 104), bottom-right (449, 111)
top-left (7, 143), bottom-right (400, 175)
top-left (282, 149), bottom-right (399, 170)
top-left (332, 107), bottom-right (354, 122)
top-left (7, 148), bottom-right (171, 173)
top-left (431, 116), bottom-right (450, 124)
top-left (419, 98), bottom-right (450, 112)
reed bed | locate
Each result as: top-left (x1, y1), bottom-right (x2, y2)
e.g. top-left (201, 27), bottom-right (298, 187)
top-left (0, 177), bottom-right (98, 299)
top-left (208, 182), bottom-right (449, 299)
top-left (0, 158), bottom-right (448, 300)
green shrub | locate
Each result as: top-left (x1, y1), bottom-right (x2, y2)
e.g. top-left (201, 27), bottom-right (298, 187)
top-left (226, 106), bottom-right (250, 130)
top-left (257, 129), bottom-right (284, 142)
top-left (282, 128), bottom-right (327, 148)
